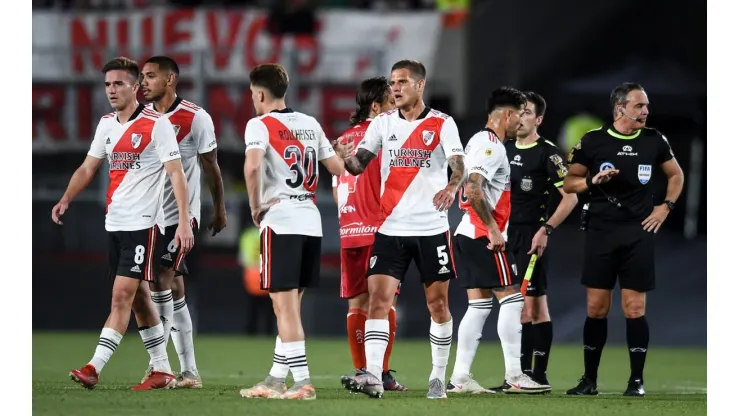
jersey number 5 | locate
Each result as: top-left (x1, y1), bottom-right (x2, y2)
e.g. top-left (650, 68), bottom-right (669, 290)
top-left (284, 145), bottom-right (318, 191)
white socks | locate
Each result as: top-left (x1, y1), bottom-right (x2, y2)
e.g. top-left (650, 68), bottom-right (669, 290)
top-left (151, 290), bottom-right (174, 348)
top-left (364, 319), bottom-right (390, 380)
top-left (452, 298), bottom-right (493, 378)
top-left (429, 318), bottom-right (454, 382)
top-left (498, 292), bottom-right (525, 377)
top-left (89, 327), bottom-right (123, 374)
top-left (269, 336), bottom-right (290, 379)
top-left (283, 340), bottom-right (310, 382)
top-left (172, 297), bottom-right (198, 374)
top-left (139, 323), bottom-right (172, 374)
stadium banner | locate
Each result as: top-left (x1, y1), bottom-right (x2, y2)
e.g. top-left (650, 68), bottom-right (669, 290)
top-left (32, 9), bottom-right (442, 152)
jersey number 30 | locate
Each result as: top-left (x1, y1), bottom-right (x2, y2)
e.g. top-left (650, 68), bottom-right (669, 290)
top-left (284, 145), bottom-right (318, 191)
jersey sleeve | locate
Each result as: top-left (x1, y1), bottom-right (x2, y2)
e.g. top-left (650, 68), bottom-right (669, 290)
top-left (152, 117), bottom-right (181, 163)
top-left (244, 118), bottom-right (269, 153)
top-left (568, 133), bottom-right (591, 167)
top-left (544, 144), bottom-right (569, 188)
top-left (657, 133), bottom-right (675, 164)
top-left (440, 117), bottom-right (466, 158)
top-left (317, 125), bottom-right (336, 161)
top-left (332, 175), bottom-right (338, 187)
top-left (357, 116), bottom-right (383, 155)
top-left (87, 118), bottom-right (108, 159)
top-left (468, 141), bottom-right (505, 183)
top-left (193, 110), bottom-right (218, 154)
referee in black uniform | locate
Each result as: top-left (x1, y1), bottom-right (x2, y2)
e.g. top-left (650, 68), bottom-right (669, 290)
top-left (563, 83), bottom-right (684, 397)
top-left (502, 92), bottom-right (578, 388)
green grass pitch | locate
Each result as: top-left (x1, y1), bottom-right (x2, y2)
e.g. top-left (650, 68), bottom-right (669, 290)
top-left (33, 332), bottom-right (706, 415)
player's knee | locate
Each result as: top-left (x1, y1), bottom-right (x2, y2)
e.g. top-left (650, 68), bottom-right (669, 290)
top-left (586, 299), bottom-right (609, 318)
top-left (111, 286), bottom-right (136, 311)
top-left (171, 277), bottom-right (185, 299)
top-left (622, 295), bottom-right (646, 318)
top-left (426, 297), bottom-right (449, 321)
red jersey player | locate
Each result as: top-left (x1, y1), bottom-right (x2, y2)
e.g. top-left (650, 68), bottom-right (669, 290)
top-left (140, 55), bottom-right (227, 389)
top-left (333, 77), bottom-right (407, 391)
top-left (449, 87), bottom-right (549, 394)
top-left (51, 57), bottom-right (194, 390)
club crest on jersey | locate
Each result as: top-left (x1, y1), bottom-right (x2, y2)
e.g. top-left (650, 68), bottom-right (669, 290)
top-left (172, 124), bottom-right (181, 136)
top-left (520, 177), bottom-right (533, 191)
top-left (131, 133), bottom-right (143, 149)
top-left (369, 256), bottom-right (377, 269)
top-left (422, 130), bottom-right (436, 146)
top-left (638, 164), bottom-right (652, 184)
top-left (600, 162), bottom-right (615, 171)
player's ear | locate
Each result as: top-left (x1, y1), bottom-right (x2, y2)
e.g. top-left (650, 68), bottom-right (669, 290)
top-left (417, 78), bottom-right (425, 92)
top-left (536, 116), bottom-right (543, 127)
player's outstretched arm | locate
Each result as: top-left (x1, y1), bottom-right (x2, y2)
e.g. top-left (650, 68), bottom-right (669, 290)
top-left (164, 159), bottom-right (194, 252)
top-left (344, 148), bottom-right (376, 175)
top-left (200, 149), bottom-right (227, 235)
top-left (51, 155), bottom-right (105, 225)
top-left (321, 154), bottom-right (346, 177)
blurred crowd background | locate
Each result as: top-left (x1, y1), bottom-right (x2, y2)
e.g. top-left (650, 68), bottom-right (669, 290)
top-left (32, 0), bottom-right (706, 347)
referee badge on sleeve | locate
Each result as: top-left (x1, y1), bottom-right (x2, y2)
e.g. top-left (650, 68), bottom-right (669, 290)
top-left (638, 165), bottom-right (652, 184)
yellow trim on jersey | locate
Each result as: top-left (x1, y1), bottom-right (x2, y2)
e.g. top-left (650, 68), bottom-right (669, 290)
top-left (515, 141), bottom-right (539, 149)
top-left (607, 128), bottom-right (642, 140)
top-left (553, 180), bottom-right (564, 188)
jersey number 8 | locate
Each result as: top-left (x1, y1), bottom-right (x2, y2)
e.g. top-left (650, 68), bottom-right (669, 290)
top-left (284, 145), bottom-right (318, 191)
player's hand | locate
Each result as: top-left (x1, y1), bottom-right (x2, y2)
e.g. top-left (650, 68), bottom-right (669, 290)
top-left (487, 228), bottom-right (506, 252)
top-left (528, 227), bottom-right (548, 257)
top-left (51, 199), bottom-right (69, 225)
top-left (174, 222), bottom-right (195, 255)
top-left (251, 198), bottom-right (281, 227)
top-left (592, 168), bottom-right (619, 185)
top-left (433, 186), bottom-right (456, 211)
top-left (208, 207), bottom-right (228, 237)
top-left (334, 136), bottom-right (355, 160)
top-left (642, 204), bottom-right (670, 233)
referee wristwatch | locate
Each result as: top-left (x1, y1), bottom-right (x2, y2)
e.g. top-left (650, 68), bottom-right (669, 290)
top-left (663, 200), bottom-right (676, 211)
top-left (542, 223), bottom-right (554, 235)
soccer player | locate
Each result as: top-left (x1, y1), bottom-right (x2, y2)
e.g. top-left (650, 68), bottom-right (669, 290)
top-left (341, 60), bottom-right (466, 399)
top-left (139, 55), bottom-right (227, 388)
top-left (564, 83), bottom-right (683, 396)
top-left (238, 63), bottom-right (352, 400)
top-left (52, 57), bottom-right (194, 390)
top-left (447, 87), bottom-right (549, 395)
top-left (332, 77), bottom-right (407, 391)
top-left (503, 92), bottom-right (578, 387)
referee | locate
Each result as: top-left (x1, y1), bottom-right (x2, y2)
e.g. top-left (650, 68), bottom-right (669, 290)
top-left (563, 82), bottom-right (684, 397)
top-left (502, 92), bottom-right (578, 389)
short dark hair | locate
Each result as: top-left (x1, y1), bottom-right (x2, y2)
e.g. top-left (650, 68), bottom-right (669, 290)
top-left (486, 86), bottom-right (527, 114)
top-left (249, 64), bottom-right (290, 99)
top-left (524, 91), bottom-right (546, 118)
top-left (610, 82), bottom-right (644, 113)
top-left (391, 60), bottom-right (426, 80)
top-left (101, 56), bottom-right (139, 82)
top-left (349, 77), bottom-right (390, 126)
top-left (144, 56), bottom-right (180, 75)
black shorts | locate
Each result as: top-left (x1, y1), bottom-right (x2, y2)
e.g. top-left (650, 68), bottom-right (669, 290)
top-left (260, 227), bottom-right (321, 291)
top-left (581, 224), bottom-right (655, 292)
top-left (159, 218), bottom-right (199, 276)
top-left (366, 231), bottom-right (456, 284)
top-left (508, 223), bottom-right (548, 297)
top-left (452, 234), bottom-right (517, 289)
top-left (108, 225), bottom-right (163, 282)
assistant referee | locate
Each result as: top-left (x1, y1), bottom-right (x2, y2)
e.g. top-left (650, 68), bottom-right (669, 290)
top-left (563, 82), bottom-right (684, 397)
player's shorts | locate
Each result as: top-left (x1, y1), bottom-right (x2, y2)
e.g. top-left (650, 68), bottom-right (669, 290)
top-left (159, 218), bottom-right (199, 276)
top-left (340, 245), bottom-right (402, 299)
top-left (108, 225), bottom-right (163, 282)
top-left (581, 223), bottom-right (655, 292)
top-left (452, 234), bottom-right (517, 289)
top-left (261, 227), bottom-right (321, 291)
top-left (366, 231), bottom-right (456, 284)
top-left (508, 223), bottom-right (548, 297)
